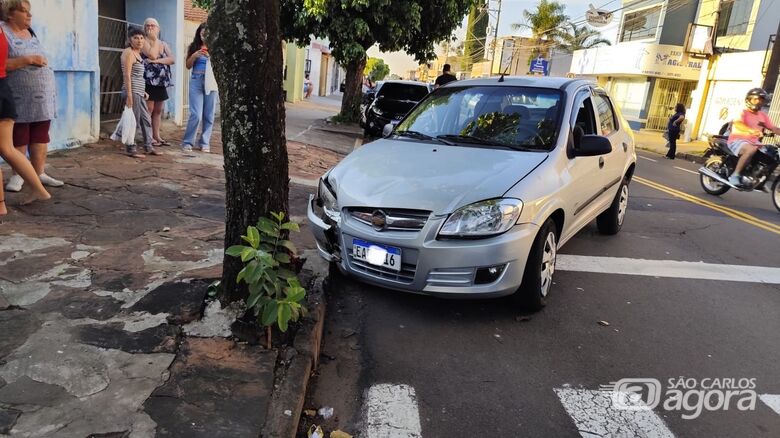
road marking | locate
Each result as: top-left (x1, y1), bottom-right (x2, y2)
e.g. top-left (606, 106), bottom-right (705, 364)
top-left (557, 255), bottom-right (780, 284)
top-left (555, 387), bottom-right (674, 438)
top-left (366, 384), bottom-right (422, 438)
top-left (760, 394), bottom-right (780, 416)
top-left (634, 176), bottom-right (780, 236)
top-left (673, 166), bottom-right (699, 175)
top-left (639, 156), bottom-right (658, 162)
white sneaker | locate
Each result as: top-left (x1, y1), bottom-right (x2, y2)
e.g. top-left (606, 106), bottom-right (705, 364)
top-left (728, 174), bottom-right (742, 186)
top-left (39, 173), bottom-right (64, 187)
top-left (5, 174), bottom-right (23, 192)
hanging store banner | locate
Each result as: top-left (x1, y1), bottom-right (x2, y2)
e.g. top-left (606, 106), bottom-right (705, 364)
top-left (570, 42), bottom-right (703, 81)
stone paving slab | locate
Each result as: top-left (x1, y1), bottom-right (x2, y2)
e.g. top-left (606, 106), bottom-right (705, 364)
top-left (0, 118), bottom-right (343, 436)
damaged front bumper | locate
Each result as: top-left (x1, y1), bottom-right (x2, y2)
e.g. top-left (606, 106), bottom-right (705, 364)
top-left (307, 194), bottom-right (341, 262)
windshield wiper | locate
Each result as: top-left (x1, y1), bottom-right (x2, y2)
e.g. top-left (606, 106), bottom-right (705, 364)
top-left (436, 134), bottom-right (532, 151)
top-left (394, 130), bottom-right (455, 145)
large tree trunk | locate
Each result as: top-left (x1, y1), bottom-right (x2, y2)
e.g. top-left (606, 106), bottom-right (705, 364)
top-left (339, 55), bottom-right (367, 122)
top-left (207, 0), bottom-right (289, 302)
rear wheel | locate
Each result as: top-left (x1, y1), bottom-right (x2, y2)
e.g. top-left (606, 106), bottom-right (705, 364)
top-left (597, 178), bottom-right (629, 235)
top-left (700, 156), bottom-right (731, 195)
top-left (772, 178), bottom-right (780, 213)
top-left (513, 218), bottom-right (557, 311)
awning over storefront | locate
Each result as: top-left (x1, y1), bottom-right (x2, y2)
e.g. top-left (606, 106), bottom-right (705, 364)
top-left (571, 42), bottom-right (703, 81)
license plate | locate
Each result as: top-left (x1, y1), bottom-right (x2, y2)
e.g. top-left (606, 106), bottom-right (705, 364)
top-left (352, 239), bottom-right (401, 272)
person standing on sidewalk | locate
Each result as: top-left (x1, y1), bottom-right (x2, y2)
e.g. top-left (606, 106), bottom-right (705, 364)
top-left (434, 64), bottom-right (457, 89)
top-left (1, 0), bottom-right (62, 194)
top-left (142, 18), bottom-right (174, 148)
top-left (182, 23), bottom-right (217, 153)
top-left (0, 22), bottom-right (50, 215)
top-left (121, 28), bottom-right (159, 158)
top-left (665, 103), bottom-right (685, 159)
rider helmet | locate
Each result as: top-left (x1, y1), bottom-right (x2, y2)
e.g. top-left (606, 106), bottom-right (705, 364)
top-left (745, 88), bottom-right (768, 111)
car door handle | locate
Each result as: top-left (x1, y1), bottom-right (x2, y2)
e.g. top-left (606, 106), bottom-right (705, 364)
top-left (599, 157), bottom-right (605, 169)
top-left (622, 142), bottom-right (628, 152)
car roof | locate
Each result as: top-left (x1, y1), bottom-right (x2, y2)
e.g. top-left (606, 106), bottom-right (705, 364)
top-left (440, 76), bottom-right (591, 91)
top-left (380, 80), bottom-right (431, 87)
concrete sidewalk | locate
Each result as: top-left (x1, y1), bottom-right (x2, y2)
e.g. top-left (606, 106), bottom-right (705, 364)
top-left (632, 129), bottom-right (709, 162)
top-left (0, 113), bottom-right (342, 436)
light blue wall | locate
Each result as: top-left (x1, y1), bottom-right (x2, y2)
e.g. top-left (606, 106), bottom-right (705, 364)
top-left (125, 0), bottom-right (183, 122)
top-left (749, 0), bottom-right (780, 51)
top-left (35, 0), bottom-right (100, 150)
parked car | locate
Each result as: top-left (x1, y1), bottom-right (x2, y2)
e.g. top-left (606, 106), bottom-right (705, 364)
top-left (308, 77), bottom-right (636, 310)
top-left (360, 80), bottom-right (432, 137)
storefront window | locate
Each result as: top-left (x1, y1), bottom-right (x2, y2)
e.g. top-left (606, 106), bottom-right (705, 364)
top-left (619, 5), bottom-right (662, 42)
top-left (716, 0), bottom-right (754, 37)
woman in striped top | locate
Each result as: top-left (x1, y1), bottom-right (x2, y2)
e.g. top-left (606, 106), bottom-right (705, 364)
top-left (120, 27), bottom-right (159, 158)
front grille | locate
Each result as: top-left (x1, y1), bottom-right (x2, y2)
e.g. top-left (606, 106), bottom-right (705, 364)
top-left (348, 207), bottom-right (430, 231)
top-left (348, 255), bottom-right (417, 284)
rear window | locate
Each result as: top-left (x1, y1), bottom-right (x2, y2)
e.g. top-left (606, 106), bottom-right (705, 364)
top-left (377, 83), bottom-right (430, 101)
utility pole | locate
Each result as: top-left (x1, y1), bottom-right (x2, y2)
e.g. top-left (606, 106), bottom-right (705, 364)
top-left (490, 0), bottom-right (502, 75)
top-left (762, 21), bottom-right (780, 94)
top-left (688, 0), bottom-right (722, 141)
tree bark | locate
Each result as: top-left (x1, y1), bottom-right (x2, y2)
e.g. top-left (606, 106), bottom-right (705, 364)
top-left (207, 0), bottom-right (289, 302)
top-left (339, 55), bottom-right (367, 122)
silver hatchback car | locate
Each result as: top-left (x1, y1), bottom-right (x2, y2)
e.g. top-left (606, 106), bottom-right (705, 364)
top-left (308, 77), bottom-right (636, 310)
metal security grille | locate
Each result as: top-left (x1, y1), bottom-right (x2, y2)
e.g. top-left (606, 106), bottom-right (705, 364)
top-left (98, 16), bottom-right (142, 121)
top-left (645, 79), bottom-right (697, 131)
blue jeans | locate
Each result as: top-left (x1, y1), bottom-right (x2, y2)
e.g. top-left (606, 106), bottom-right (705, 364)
top-left (182, 73), bottom-right (217, 149)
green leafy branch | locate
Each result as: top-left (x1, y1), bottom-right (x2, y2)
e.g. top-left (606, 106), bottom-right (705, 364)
top-left (226, 212), bottom-right (307, 335)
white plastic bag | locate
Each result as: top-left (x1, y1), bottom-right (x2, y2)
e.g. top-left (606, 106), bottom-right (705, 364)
top-left (110, 106), bottom-right (137, 145)
top-left (205, 59), bottom-right (219, 95)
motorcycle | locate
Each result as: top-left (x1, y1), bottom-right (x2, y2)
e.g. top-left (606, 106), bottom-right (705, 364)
top-left (698, 124), bottom-right (780, 213)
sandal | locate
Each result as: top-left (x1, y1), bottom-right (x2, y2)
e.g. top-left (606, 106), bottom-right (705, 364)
top-left (146, 149), bottom-right (164, 156)
top-left (153, 139), bottom-right (170, 146)
top-left (127, 152), bottom-right (145, 158)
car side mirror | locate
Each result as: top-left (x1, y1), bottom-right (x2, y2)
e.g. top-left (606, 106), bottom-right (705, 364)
top-left (382, 123), bottom-right (394, 137)
top-left (363, 92), bottom-right (375, 103)
top-left (574, 134), bottom-right (612, 157)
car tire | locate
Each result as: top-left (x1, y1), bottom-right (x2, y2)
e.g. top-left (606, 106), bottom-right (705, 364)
top-left (772, 177), bottom-right (780, 213)
top-left (363, 127), bottom-right (373, 138)
top-left (513, 218), bottom-right (557, 312)
top-left (596, 178), bottom-right (629, 235)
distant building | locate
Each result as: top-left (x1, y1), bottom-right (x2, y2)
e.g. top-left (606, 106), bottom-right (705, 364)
top-left (570, 0), bottom-right (701, 130)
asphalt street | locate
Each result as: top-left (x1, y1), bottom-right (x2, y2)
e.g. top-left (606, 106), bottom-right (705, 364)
top-left (302, 149), bottom-right (780, 437)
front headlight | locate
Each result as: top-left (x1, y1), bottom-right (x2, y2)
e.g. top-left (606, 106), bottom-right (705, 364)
top-left (438, 198), bottom-right (523, 238)
top-left (317, 178), bottom-right (340, 223)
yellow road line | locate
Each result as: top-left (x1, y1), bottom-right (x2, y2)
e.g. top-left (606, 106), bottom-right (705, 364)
top-left (633, 175), bottom-right (780, 236)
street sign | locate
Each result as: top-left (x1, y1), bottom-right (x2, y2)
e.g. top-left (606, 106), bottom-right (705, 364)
top-left (529, 57), bottom-right (549, 75)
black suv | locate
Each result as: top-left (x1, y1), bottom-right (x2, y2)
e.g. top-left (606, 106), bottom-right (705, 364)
top-left (360, 81), bottom-right (432, 137)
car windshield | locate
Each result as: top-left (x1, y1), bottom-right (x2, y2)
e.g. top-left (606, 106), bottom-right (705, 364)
top-left (377, 83), bottom-right (430, 102)
top-left (395, 86), bottom-right (563, 150)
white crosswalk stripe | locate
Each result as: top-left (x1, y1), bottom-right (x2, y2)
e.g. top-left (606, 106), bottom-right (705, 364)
top-left (557, 255), bottom-right (780, 284)
top-left (554, 387), bottom-right (675, 438)
top-left (366, 384), bottom-right (422, 438)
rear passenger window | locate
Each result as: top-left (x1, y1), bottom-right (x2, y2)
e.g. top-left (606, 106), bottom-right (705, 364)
top-left (593, 93), bottom-right (617, 135)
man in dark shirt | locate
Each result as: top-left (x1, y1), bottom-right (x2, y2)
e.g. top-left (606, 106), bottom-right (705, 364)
top-left (434, 64), bottom-right (457, 89)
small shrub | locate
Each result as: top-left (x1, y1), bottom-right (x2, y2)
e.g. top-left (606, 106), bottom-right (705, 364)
top-left (226, 212), bottom-right (307, 333)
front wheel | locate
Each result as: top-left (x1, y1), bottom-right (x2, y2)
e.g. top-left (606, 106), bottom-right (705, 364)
top-left (512, 218), bottom-right (557, 312)
top-left (700, 156), bottom-right (731, 195)
top-left (772, 178), bottom-right (780, 213)
top-left (597, 178), bottom-right (629, 235)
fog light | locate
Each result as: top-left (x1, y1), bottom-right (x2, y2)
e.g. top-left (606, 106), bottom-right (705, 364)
top-left (475, 264), bottom-right (506, 285)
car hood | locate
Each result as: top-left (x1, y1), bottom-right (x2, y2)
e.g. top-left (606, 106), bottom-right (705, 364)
top-left (327, 139), bottom-right (547, 214)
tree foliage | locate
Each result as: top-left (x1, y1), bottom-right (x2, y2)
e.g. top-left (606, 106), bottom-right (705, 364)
top-left (285, 0), bottom-right (473, 121)
top-left (364, 57), bottom-right (390, 82)
top-left (557, 22), bottom-right (611, 53)
top-left (511, 0), bottom-right (568, 65)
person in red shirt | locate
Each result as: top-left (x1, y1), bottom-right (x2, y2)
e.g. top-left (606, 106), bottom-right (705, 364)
top-left (0, 21), bottom-right (50, 215)
top-left (727, 88), bottom-right (780, 186)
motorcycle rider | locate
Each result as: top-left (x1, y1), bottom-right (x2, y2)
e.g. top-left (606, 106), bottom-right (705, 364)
top-left (727, 88), bottom-right (780, 186)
